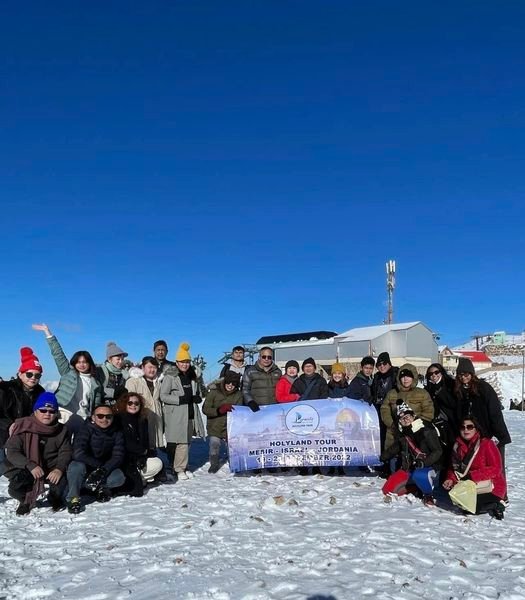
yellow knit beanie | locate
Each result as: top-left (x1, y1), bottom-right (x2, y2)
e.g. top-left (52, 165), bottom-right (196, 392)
top-left (175, 342), bottom-right (191, 362)
top-left (331, 362), bottom-right (346, 375)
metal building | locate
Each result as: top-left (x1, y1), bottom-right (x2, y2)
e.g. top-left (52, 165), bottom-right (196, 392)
top-left (257, 321), bottom-right (438, 375)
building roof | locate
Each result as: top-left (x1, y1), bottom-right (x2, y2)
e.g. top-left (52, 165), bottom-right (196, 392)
top-left (335, 321), bottom-right (423, 342)
top-left (256, 331), bottom-right (338, 345)
top-left (456, 350), bottom-right (492, 363)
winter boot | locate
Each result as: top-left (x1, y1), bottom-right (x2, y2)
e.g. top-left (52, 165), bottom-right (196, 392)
top-left (16, 502), bottom-right (31, 516)
top-left (67, 497), bottom-right (82, 514)
top-left (208, 452), bottom-right (220, 474)
top-left (48, 490), bottom-right (65, 512)
top-left (490, 502), bottom-right (505, 520)
top-left (423, 495), bottom-right (436, 507)
top-left (96, 488), bottom-right (112, 503)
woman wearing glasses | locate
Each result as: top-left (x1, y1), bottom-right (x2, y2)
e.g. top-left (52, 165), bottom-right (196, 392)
top-left (455, 357), bottom-right (511, 471)
top-left (4, 392), bottom-right (72, 515)
top-left (442, 416), bottom-right (507, 519)
top-left (425, 363), bottom-right (460, 448)
top-left (32, 324), bottom-right (102, 432)
top-left (113, 392), bottom-right (162, 496)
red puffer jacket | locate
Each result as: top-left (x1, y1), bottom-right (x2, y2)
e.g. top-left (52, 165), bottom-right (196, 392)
top-left (275, 376), bottom-right (300, 403)
top-left (447, 433), bottom-right (506, 499)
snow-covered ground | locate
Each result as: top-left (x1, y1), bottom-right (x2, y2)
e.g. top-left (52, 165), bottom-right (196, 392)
top-left (481, 369), bottom-right (524, 409)
top-left (0, 410), bottom-right (524, 600)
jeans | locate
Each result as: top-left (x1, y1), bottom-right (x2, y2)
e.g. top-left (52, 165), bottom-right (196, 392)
top-left (66, 460), bottom-right (125, 501)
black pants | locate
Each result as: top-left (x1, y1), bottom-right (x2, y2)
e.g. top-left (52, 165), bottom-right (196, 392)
top-left (476, 492), bottom-right (502, 514)
top-left (7, 468), bottom-right (67, 503)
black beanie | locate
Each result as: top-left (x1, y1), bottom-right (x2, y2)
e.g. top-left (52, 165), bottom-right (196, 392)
top-left (377, 352), bottom-right (391, 366)
top-left (302, 357), bottom-right (316, 370)
top-left (399, 368), bottom-right (415, 379)
top-left (285, 360), bottom-right (300, 371)
top-left (361, 356), bottom-right (375, 368)
top-left (457, 357), bottom-right (475, 375)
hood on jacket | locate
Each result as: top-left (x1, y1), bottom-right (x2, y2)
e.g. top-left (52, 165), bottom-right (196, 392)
top-left (396, 363), bottom-right (419, 390)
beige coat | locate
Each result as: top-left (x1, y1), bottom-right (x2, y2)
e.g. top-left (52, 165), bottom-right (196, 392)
top-left (125, 376), bottom-right (164, 448)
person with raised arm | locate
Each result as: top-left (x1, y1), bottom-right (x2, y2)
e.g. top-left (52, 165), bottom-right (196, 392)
top-left (32, 323), bottom-right (102, 432)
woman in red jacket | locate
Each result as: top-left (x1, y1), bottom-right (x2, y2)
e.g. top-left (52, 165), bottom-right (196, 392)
top-left (442, 416), bottom-right (507, 519)
top-left (275, 361), bottom-right (300, 403)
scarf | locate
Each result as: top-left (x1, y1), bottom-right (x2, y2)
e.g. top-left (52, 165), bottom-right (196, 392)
top-left (284, 374), bottom-right (297, 385)
top-left (9, 416), bottom-right (61, 508)
top-left (105, 361), bottom-right (129, 377)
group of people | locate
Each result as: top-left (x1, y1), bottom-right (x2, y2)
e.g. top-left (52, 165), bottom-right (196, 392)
top-left (0, 333), bottom-right (511, 520)
top-left (221, 346), bottom-right (511, 518)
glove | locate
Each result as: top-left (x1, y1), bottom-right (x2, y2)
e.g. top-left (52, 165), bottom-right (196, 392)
top-left (218, 403), bottom-right (234, 415)
top-left (192, 395), bottom-right (202, 404)
top-left (84, 467), bottom-right (107, 492)
top-left (136, 455), bottom-right (147, 470)
top-left (247, 401), bottom-right (260, 413)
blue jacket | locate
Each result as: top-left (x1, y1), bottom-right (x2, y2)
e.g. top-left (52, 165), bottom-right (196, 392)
top-left (73, 419), bottom-right (125, 473)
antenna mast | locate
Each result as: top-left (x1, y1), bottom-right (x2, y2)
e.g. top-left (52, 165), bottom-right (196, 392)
top-left (386, 259), bottom-right (396, 324)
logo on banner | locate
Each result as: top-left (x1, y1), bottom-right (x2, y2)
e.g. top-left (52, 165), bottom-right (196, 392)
top-left (285, 405), bottom-right (320, 435)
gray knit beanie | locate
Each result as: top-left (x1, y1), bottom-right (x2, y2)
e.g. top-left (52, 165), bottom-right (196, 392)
top-left (106, 341), bottom-right (128, 359)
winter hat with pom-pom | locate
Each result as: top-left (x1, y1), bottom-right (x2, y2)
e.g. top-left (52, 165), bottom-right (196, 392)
top-left (176, 342), bottom-right (191, 362)
top-left (396, 399), bottom-right (415, 418)
top-left (19, 347), bottom-right (42, 374)
top-left (106, 341), bottom-right (128, 359)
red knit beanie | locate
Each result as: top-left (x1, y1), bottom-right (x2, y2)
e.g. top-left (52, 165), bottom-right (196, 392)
top-left (19, 347), bottom-right (43, 373)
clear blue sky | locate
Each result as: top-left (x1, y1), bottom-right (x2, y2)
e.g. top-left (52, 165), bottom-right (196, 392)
top-left (1, 2), bottom-right (524, 381)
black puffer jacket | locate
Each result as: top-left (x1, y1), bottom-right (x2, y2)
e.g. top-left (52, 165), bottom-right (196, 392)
top-left (381, 418), bottom-right (442, 471)
top-left (371, 367), bottom-right (398, 407)
top-left (0, 379), bottom-right (45, 446)
top-left (425, 373), bottom-right (461, 445)
top-left (290, 374), bottom-right (329, 400)
top-left (73, 419), bottom-right (125, 473)
top-left (347, 372), bottom-right (373, 404)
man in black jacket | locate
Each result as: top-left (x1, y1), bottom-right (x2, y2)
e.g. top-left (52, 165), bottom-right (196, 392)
top-left (347, 356), bottom-right (375, 403)
top-left (65, 403), bottom-right (125, 513)
top-left (0, 347), bottom-right (45, 476)
top-left (290, 358), bottom-right (329, 400)
top-left (370, 352), bottom-right (398, 465)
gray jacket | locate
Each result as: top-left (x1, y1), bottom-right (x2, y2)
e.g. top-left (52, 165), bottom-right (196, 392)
top-left (160, 374), bottom-right (206, 443)
top-left (47, 335), bottom-right (102, 416)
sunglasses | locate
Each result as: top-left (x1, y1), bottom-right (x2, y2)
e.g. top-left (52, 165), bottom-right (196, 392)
top-left (428, 370), bottom-right (440, 376)
top-left (260, 355), bottom-right (273, 360)
top-left (38, 408), bottom-right (57, 415)
top-left (127, 401), bottom-right (140, 407)
top-left (461, 424), bottom-right (476, 431)
top-left (459, 372), bottom-right (472, 377)
top-left (25, 372), bottom-right (42, 380)
top-left (95, 413), bottom-right (113, 420)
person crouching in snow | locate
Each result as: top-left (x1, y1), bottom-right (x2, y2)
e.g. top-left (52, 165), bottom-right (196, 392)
top-left (203, 371), bottom-right (243, 473)
top-left (65, 402), bottom-right (125, 514)
top-left (4, 392), bottom-right (72, 515)
top-left (442, 416), bottom-right (507, 519)
top-left (381, 400), bottom-right (442, 506)
top-left (113, 392), bottom-right (163, 496)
